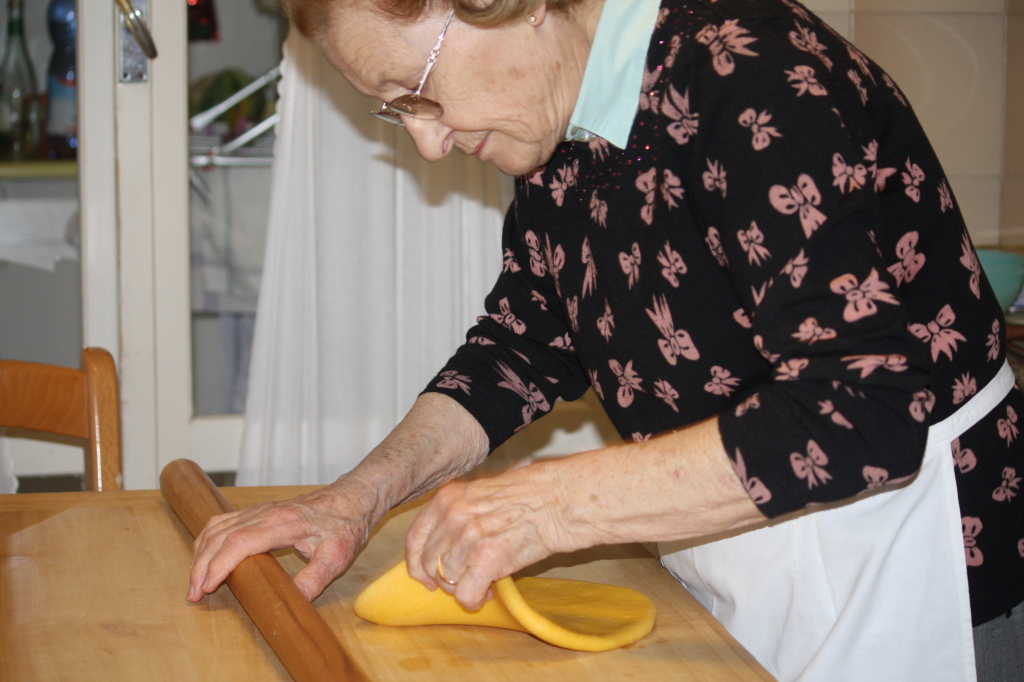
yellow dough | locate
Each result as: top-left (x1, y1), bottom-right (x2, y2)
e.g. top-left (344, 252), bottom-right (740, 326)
top-left (353, 560), bottom-right (656, 652)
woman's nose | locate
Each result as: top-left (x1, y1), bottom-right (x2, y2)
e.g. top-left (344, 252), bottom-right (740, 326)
top-left (402, 117), bottom-right (452, 161)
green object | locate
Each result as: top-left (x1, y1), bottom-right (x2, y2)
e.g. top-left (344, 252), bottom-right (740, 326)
top-left (0, 0), bottom-right (39, 161)
top-left (976, 249), bottom-right (1024, 311)
top-left (188, 68), bottom-right (269, 136)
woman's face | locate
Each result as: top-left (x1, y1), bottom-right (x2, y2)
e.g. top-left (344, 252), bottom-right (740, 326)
top-left (321, 4), bottom-right (593, 175)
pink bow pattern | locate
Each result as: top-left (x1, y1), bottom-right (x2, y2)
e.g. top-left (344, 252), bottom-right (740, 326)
top-left (658, 241), bottom-right (687, 287)
top-left (705, 227), bottom-right (728, 267)
top-left (847, 69), bottom-right (868, 105)
top-left (832, 152), bottom-right (867, 194)
top-left (782, 249), bottom-right (809, 288)
top-left (548, 160), bottom-right (579, 207)
top-left (847, 43), bottom-right (876, 84)
top-left (863, 466), bottom-right (890, 490)
top-left (653, 378), bottom-right (680, 413)
top-left (609, 358), bottom-right (645, 408)
top-left (581, 238), bottom-right (597, 298)
top-left (791, 440), bottom-right (832, 489)
top-left (661, 85), bottom-right (700, 145)
top-left (952, 373), bottom-right (978, 406)
top-left (830, 269), bottom-right (899, 323)
top-left (490, 297), bottom-right (526, 335)
top-left (777, 358), bottom-right (810, 381)
top-left (543, 233), bottom-right (565, 296)
top-left (436, 370), bottom-right (472, 395)
top-left (588, 368), bottom-right (604, 401)
top-left (597, 299), bottom-right (615, 341)
top-left (818, 400), bottom-right (853, 429)
top-left (661, 169), bottom-right (685, 209)
top-left (998, 405), bottom-right (1019, 446)
top-left (733, 308), bottom-right (752, 329)
top-left (901, 158), bottom-right (925, 203)
top-left (646, 294), bottom-right (700, 365)
top-left (987, 319), bottom-right (1001, 362)
top-left (735, 393), bottom-right (761, 417)
top-left (788, 21), bottom-right (833, 71)
top-left (636, 167), bottom-right (657, 225)
top-left (909, 304), bottom-right (967, 362)
top-left (703, 159), bottom-right (728, 197)
top-left (588, 137), bottom-right (610, 162)
top-left (503, 248), bottom-right (521, 274)
top-left (566, 295), bottom-right (579, 332)
top-left (640, 66), bottom-right (661, 113)
top-left (494, 361), bottom-right (551, 430)
top-left (705, 365), bottom-right (741, 397)
top-left (963, 517), bottom-right (984, 567)
top-left (842, 353), bottom-right (909, 378)
top-left (785, 64), bottom-right (827, 97)
top-left (549, 333), bottom-right (573, 350)
top-left (909, 389), bottom-right (936, 423)
top-left (951, 438), bottom-right (977, 474)
top-left (938, 180), bottom-right (954, 213)
top-left (738, 221), bottom-right (771, 266)
top-left (589, 190), bottom-right (608, 227)
top-left (732, 449), bottom-right (773, 504)
top-left (793, 317), bottom-right (837, 344)
top-left (620, 242), bottom-right (643, 289)
top-left (992, 467), bottom-right (1021, 503)
top-left (887, 231), bottom-right (925, 286)
top-left (959, 233), bottom-right (982, 299)
top-left (861, 140), bottom-right (897, 193)
top-left (696, 20), bottom-right (759, 77)
top-left (754, 334), bottom-right (781, 363)
top-left (738, 108), bottom-right (781, 151)
top-left (884, 73), bottom-right (908, 107)
top-left (769, 174), bottom-right (827, 238)
top-left (525, 230), bottom-right (547, 278)
top-left (781, 0), bottom-right (812, 22)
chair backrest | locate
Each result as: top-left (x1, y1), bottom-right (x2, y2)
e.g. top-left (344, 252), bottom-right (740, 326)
top-left (0, 347), bottom-right (122, 491)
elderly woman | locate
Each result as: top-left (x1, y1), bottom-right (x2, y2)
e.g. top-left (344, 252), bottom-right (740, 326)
top-left (188, 0), bottom-right (1024, 679)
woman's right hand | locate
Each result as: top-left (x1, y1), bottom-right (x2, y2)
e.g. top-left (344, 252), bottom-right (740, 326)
top-left (187, 476), bottom-right (378, 603)
top-left (186, 393), bottom-right (490, 604)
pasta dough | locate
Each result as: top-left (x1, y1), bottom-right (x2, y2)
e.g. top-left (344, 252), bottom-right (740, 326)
top-left (353, 561), bottom-right (656, 652)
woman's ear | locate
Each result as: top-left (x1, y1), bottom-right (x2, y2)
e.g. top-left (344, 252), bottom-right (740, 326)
top-left (527, 3), bottom-right (547, 26)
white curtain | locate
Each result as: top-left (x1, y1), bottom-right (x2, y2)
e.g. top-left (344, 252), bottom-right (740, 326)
top-left (236, 29), bottom-right (513, 485)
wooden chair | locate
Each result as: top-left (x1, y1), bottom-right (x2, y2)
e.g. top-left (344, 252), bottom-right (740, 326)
top-left (0, 347), bottom-right (122, 491)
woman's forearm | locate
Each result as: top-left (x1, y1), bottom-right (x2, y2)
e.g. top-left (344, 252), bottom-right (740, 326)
top-left (547, 417), bottom-right (766, 551)
top-left (343, 392), bottom-right (492, 526)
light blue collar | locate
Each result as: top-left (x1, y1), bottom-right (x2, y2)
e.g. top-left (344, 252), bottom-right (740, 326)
top-left (566, 0), bottom-right (663, 149)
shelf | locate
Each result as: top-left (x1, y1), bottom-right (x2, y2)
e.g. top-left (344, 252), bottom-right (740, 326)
top-left (0, 161), bottom-right (77, 179)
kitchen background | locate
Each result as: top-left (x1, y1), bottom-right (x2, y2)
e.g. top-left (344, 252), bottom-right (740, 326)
top-left (0, 0), bottom-right (1022, 487)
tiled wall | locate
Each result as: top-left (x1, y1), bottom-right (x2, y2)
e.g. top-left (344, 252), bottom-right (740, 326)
top-left (805, 0), bottom-right (1013, 246)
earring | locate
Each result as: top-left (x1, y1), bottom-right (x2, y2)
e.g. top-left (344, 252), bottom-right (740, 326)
top-left (528, 14), bottom-right (538, 24)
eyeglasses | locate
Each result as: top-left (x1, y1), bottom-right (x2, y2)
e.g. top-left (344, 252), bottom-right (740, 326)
top-left (371, 9), bottom-right (455, 125)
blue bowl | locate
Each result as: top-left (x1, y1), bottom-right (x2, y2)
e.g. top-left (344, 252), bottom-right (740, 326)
top-left (976, 249), bottom-right (1024, 312)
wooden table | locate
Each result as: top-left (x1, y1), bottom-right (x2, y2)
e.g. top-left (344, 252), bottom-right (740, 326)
top-left (1, 487), bottom-right (773, 681)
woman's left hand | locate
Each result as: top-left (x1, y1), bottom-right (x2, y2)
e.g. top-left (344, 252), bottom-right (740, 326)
top-left (405, 460), bottom-right (578, 610)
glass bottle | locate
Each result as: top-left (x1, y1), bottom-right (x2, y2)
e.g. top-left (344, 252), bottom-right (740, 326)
top-left (45, 0), bottom-right (76, 159)
top-left (0, 0), bottom-right (39, 161)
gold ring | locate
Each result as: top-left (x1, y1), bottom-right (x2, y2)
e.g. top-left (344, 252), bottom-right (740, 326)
top-left (436, 557), bottom-right (458, 586)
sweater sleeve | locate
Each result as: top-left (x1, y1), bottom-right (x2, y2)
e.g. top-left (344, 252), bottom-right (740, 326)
top-left (421, 199), bottom-right (592, 451)
top-left (681, 15), bottom-right (932, 516)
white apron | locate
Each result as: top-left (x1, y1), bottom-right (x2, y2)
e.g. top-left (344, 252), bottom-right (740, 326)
top-left (660, 361), bottom-right (1016, 682)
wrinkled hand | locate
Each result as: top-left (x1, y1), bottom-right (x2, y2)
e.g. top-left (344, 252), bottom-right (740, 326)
top-left (405, 461), bottom-right (577, 610)
top-left (188, 479), bottom-right (377, 603)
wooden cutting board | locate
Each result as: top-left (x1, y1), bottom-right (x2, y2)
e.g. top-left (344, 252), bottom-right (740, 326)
top-left (0, 487), bottom-right (774, 681)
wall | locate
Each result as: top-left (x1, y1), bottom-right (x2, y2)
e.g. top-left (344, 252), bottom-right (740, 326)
top-left (1005, 0), bottom-right (1024, 243)
top-left (853, 0), bottom-right (1008, 246)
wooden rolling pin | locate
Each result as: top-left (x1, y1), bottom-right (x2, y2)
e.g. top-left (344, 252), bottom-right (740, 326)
top-left (160, 458), bottom-right (369, 682)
